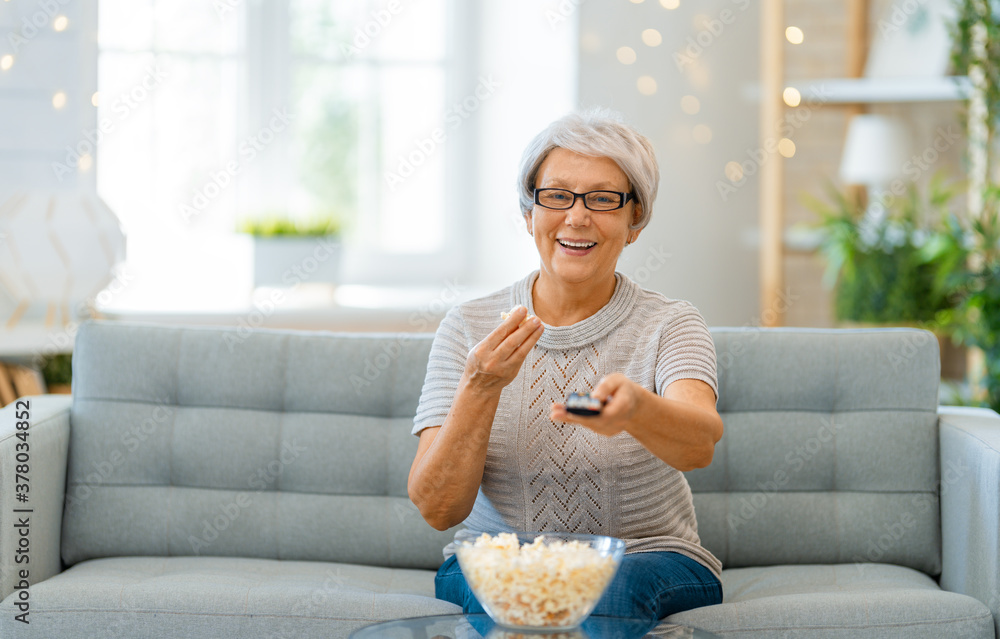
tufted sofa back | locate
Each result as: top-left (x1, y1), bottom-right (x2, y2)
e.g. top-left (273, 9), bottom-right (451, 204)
top-left (63, 322), bottom-right (942, 575)
top-left (688, 328), bottom-right (942, 575)
top-left (63, 321), bottom-right (454, 569)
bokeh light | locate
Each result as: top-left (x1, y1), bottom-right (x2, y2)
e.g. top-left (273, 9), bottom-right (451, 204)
top-left (617, 46), bottom-right (637, 65)
top-left (637, 76), bottom-right (658, 95)
top-left (783, 87), bottom-right (801, 107)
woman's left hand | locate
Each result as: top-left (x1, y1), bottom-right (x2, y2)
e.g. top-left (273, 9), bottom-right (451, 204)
top-left (550, 372), bottom-right (644, 437)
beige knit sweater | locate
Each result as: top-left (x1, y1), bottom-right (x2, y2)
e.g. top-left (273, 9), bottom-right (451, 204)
top-left (412, 270), bottom-right (722, 579)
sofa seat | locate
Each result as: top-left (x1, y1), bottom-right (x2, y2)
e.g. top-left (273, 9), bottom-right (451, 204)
top-left (15, 556), bottom-right (460, 638)
top-left (667, 564), bottom-right (995, 638)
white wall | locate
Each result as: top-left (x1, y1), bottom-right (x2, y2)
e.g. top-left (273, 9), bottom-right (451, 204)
top-left (469, 0), bottom-right (579, 290)
top-left (576, 0), bottom-right (761, 327)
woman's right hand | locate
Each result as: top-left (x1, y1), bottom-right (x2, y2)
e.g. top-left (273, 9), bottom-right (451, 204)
top-left (463, 305), bottom-right (544, 393)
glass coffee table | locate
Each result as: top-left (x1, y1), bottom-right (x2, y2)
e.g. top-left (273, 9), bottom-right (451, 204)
top-left (350, 614), bottom-right (722, 638)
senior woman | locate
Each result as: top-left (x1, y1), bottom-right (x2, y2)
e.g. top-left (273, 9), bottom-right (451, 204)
top-left (407, 109), bottom-right (723, 624)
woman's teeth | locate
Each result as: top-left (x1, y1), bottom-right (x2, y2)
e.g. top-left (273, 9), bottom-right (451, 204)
top-left (558, 240), bottom-right (596, 249)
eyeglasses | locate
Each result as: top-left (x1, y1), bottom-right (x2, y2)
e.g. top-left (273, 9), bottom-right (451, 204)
top-left (533, 188), bottom-right (635, 211)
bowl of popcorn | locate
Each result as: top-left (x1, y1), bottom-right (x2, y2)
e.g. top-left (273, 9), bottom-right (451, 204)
top-left (454, 531), bottom-right (626, 631)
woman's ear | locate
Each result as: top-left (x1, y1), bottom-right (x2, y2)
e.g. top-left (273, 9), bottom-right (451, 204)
top-left (524, 212), bottom-right (533, 236)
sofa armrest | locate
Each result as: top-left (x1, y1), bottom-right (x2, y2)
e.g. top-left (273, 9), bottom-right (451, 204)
top-left (0, 395), bottom-right (72, 602)
top-left (939, 405), bottom-right (1000, 636)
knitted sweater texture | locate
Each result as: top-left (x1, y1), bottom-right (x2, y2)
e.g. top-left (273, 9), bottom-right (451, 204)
top-left (412, 270), bottom-right (722, 578)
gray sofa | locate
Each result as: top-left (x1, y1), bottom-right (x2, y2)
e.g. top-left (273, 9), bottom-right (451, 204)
top-left (0, 320), bottom-right (998, 638)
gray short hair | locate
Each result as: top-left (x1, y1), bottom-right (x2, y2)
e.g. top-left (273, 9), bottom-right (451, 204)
top-left (517, 108), bottom-right (659, 231)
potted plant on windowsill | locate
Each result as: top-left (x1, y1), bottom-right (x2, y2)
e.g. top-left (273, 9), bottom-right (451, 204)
top-left (237, 212), bottom-right (343, 288)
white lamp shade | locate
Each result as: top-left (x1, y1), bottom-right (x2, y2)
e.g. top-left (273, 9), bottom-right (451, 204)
top-left (839, 115), bottom-right (911, 187)
top-left (0, 191), bottom-right (126, 308)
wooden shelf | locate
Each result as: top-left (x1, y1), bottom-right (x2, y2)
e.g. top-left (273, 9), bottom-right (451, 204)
top-left (791, 76), bottom-right (971, 104)
top-left (757, 0), bottom-right (967, 327)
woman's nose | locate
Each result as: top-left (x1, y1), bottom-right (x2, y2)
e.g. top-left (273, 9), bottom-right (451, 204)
top-left (564, 200), bottom-right (590, 226)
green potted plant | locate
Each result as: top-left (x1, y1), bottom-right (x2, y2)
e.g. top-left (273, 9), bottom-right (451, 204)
top-left (41, 353), bottom-right (72, 394)
top-left (805, 179), bottom-right (960, 325)
top-left (948, 0), bottom-right (1000, 410)
top-left (237, 212), bottom-right (343, 288)
top-left (934, 185), bottom-right (1000, 411)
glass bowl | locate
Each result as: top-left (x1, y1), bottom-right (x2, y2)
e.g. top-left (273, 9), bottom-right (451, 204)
top-left (454, 531), bottom-right (626, 631)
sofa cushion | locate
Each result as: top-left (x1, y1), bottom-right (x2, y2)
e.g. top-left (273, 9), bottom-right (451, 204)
top-left (665, 564), bottom-right (994, 638)
top-left (0, 556), bottom-right (459, 639)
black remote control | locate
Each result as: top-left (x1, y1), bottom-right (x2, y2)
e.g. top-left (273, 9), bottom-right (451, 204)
top-left (565, 392), bottom-right (604, 416)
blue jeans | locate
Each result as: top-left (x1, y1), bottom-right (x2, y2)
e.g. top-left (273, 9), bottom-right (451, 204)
top-left (435, 550), bottom-right (723, 626)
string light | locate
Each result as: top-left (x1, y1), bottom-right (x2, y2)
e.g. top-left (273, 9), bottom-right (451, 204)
top-left (778, 138), bottom-right (796, 157)
top-left (725, 161), bottom-right (744, 182)
top-left (637, 76), bottom-right (658, 96)
top-left (641, 29), bottom-right (662, 47)
top-left (0, 55), bottom-right (13, 71)
top-left (53, 15), bottom-right (68, 31)
top-left (782, 87), bottom-right (801, 107)
top-left (785, 26), bottom-right (804, 44)
top-left (617, 46), bottom-right (637, 65)
top-left (680, 95), bottom-right (700, 115)
top-left (660, 0), bottom-right (680, 8)
top-left (693, 124), bottom-right (713, 144)
top-left (91, 92), bottom-right (100, 107)
top-left (78, 154), bottom-right (93, 172)
top-left (52, 91), bottom-right (67, 109)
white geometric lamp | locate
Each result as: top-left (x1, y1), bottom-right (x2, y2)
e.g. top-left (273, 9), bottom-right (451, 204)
top-left (0, 192), bottom-right (126, 328)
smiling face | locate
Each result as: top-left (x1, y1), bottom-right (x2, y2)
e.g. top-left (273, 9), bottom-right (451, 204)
top-left (526, 147), bottom-right (641, 294)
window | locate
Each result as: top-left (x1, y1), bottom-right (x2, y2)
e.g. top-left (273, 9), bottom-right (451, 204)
top-left (96, 0), bottom-right (467, 309)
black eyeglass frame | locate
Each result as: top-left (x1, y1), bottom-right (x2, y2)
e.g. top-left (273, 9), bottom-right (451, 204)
top-left (533, 188), bottom-right (635, 211)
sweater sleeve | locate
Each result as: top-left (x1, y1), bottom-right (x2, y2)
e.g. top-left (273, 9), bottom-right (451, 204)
top-left (412, 304), bottom-right (470, 435)
top-left (654, 301), bottom-right (718, 401)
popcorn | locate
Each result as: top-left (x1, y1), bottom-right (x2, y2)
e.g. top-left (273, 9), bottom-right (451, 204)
top-left (500, 308), bottom-right (537, 327)
top-left (456, 533), bottom-right (618, 628)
